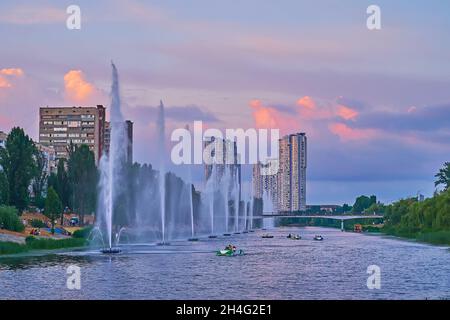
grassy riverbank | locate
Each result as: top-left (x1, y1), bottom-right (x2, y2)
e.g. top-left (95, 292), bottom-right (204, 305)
top-left (278, 217), bottom-right (383, 232)
top-left (382, 227), bottom-right (450, 245)
top-left (279, 217), bottom-right (449, 246)
top-left (0, 236), bottom-right (87, 255)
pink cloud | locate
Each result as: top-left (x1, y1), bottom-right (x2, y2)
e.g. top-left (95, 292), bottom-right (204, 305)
top-left (0, 5), bottom-right (65, 25)
top-left (249, 99), bottom-right (298, 133)
top-left (407, 106), bottom-right (417, 113)
top-left (297, 96), bottom-right (316, 110)
top-left (337, 105), bottom-right (358, 120)
top-left (0, 68), bottom-right (24, 89)
top-left (296, 96), bottom-right (334, 120)
top-left (329, 123), bottom-right (377, 141)
top-left (64, 70), bottom-right (97, 103)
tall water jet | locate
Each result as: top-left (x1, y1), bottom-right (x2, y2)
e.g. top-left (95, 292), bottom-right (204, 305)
top-left (184, 124), bottom-right (195, 240)
top-left (189, 183), bottom-right (195, 238)
top-left (97, 62), bottom-right (127, 251)
top-left (157, 100), bottom-right (166, 243)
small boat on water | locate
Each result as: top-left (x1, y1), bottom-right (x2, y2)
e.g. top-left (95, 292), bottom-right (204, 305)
top-left (216, 249), bottom-right (245, 257)
top-left (216, 245), bottom-right (244, 256)
top-left (313, 235), bottom-right (324, 241)
top-left (287, 233), bottom-right (301, 240)
top-left (261, 234), bottom-right (274, 239)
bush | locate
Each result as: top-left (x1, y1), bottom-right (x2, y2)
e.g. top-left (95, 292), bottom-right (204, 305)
top-left (0, 241), bottom-right (28, 255)
top-left (72, 226), bottom-right (93, 239)
top-left (0, 206), bottom-right (25, 232)
top-left (417, 231), bottom-right (450, 245)
top-left (30, 219), bottom-right (46, 228)
top-left (25, 236), bottom-right (86, 250)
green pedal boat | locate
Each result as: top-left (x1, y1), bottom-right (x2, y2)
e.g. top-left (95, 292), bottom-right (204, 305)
top-left (216, 249), bottom-right (245, 256)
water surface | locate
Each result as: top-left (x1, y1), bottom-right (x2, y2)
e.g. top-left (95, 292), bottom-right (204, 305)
top-left (1, 227), bottom-right (449, 299)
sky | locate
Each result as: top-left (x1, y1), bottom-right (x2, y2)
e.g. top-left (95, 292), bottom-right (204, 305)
top-left (1, 0), bottom-right (450, 204)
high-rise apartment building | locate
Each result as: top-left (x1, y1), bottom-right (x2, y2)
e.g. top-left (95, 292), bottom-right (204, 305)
top-left (204, 136), bottom-right (242, 199)
top-left (103, 120), bottom-right (134, 163)
top-left (253, 132), bottom-right (307, 213)
top-left (288, 133), bottom-right (307, 211)
top-left (253, 159), bottom-right (279, 211)
top-left (39, 105), bottom-right (106, 164)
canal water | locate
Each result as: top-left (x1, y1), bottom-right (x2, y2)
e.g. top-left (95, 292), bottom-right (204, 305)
top-left (0, 227), bottom-right (449, 299)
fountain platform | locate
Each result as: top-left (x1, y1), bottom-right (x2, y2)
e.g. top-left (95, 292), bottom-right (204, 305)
top-left (208, 235), bottom-right (218, 238)
top-left (188, 238), bottom-right (199, 242)
top-left (101, 248), bottom-right (121, 254)
top-left (156, 242), bottom-right (171, 246)
top-left (234, 232), bottom-right (241, 235)
top-left (223, 233), bottom-right (231, 236)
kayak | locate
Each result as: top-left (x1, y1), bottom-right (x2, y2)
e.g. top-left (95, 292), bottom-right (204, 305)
top-left (216, 249), bottom-right (245, 256)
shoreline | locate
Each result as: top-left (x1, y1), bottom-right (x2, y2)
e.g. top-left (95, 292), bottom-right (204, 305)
top-left (2, 226), bottom-right (449, 258)
top-left (279, 223), bottom-right (450, 247)
top-left (0, 237), bottom-right (87, 256)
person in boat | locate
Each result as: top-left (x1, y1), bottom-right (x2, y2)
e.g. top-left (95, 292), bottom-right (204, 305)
top-left (225, 244), bottom-right (237, 252)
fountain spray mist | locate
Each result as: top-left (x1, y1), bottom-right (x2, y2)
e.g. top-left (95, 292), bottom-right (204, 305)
top-left (157, 100), bottom-right (166, 243)
top-left (97, 62), bottom-right (127, 249)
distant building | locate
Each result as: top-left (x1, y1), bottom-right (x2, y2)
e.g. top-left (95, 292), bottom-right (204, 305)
top-left (103, 120), bottom-right (133, 163)
top-left (253, 132), bottom-right (307, 213)
top-left (39, 105), bottom-right (106, 164)
top-left (253, 159), bottom-right (279, 211)
top-left (306, 204), bottom-right (340, 214)
top-left (35, 143), bottom-right (57, 175)
top-left (288, 133), bottom-right (307, 212)
top-left (204, 136), bottom-right (241, 199)
top-left (0, 131), bottom-right (7, 149)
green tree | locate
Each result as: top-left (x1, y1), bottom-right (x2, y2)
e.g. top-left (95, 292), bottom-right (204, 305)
top-left (44, 187), bottom-right (62, 234)
top-left (364, 202), bottom-right (386, 214)
top-left (352, 195), bottom-right (377, 213)
top-left (31, 150), bottom-right (48, 209)
top-left (0, 205), bottom-right (24, 232)
top-left (342, 203), bottom-right (352, 213)
top-left (67, 144), bottom-right (97, 225)
top-left (48, 159), bottom-right (71, 224)
top-left (0, 170), bottom-right (9, 205)
top-left (0, 128), bottom-right (37, 212)
top-left (434, 162), bottom-right (450, 191)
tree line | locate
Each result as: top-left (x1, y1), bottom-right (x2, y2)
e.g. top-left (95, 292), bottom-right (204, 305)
top-left (0, 127), bottom-right (97, 232)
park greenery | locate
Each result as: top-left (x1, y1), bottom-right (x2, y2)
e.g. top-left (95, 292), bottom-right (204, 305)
top-left (0, 236), bottom-right (87, 255)
top-left (0, 127), bottom-right (98, 228)
top-left (45, 187), bottom-right (62, 234)
top-left (1, 126), bottom-right (450, 248)
top-left (0, 206), bottom-right (25, 232)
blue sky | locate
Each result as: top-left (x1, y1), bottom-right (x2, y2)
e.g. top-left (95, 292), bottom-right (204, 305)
top-left (1, 0), bottom-right (450, 204)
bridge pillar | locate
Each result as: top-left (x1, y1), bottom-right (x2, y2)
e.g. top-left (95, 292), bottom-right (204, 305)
top-left (341, 219), bottom-right (344, 232)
